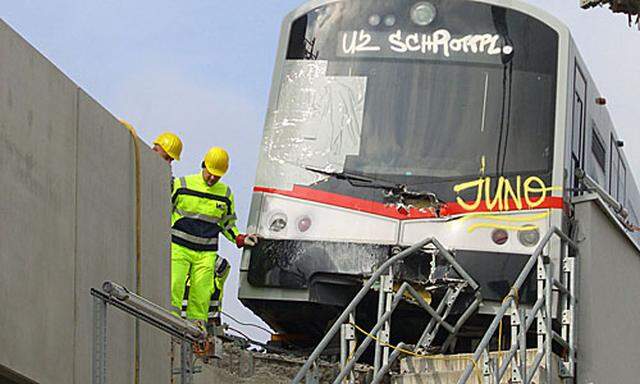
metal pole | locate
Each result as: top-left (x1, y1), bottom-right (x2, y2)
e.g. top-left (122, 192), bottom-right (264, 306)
top-left (180, 341), bottom-right (194, 384)
top-left (519, 307), bottom-right (527, 383)
top-left (373, 276), bottom-right (385, 374)
top-left (332, 283), bottom-right (413, 384)
top-left (370, 342), bottom-right (406, 384)
top-left (576, 169), bottom-right (627, 216)
top-left (416, 288), bottom-right (452, 348)
top-left (93, 296), bottom-right (108, 384)
top-left (481, 349), bottom-right (491, 384)
top-left (536, 254), bottom-right (546, 383)
top-left (348, 311), bottom-right (356, 384)
top-left (291, 237), bottom-right (435, 384)
top-left (497, 297), bottom-right (545, 379)
top-left (568, 254), bottom-right (577, 379)
top-left (441, 295), bottom-right (482, 352)
top-left (381, 268), bottom-right (393, 368)
top-left (403, 285), bottom-right (455, 333)
top-left (102, 281), bottom-right (204, 340)
top-left (340, 325), bottom-right (347, 377)
top-left (524, 351), bottom-right (545, 384)
top-left (170, 340), bottom-right (176, 384)
top-left (510, 305), bottom-right (520, 383)
top-left (545, 263), bottom-right (554, 384)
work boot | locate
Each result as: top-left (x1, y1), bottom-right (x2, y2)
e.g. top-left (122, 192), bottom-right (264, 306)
top-left (193, 319), bottom-right (208, 337)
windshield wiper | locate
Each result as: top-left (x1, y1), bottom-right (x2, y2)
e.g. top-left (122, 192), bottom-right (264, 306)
top-left (304, 167), bottom-right (398, 189)
top-left (305, 166), bottom-right (444, 210)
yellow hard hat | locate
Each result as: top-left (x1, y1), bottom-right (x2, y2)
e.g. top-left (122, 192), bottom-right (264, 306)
top-left (203, 147), bottom-right (229, 177)
top-left (153, 132), bottom-right (183, 161)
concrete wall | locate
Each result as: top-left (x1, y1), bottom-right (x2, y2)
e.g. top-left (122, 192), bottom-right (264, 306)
top-left (0, 18), bottom-right (171, 384)
top-left (574, 196), bottom-right (640, 384)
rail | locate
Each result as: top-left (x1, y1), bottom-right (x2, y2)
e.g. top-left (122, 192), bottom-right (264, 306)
top-left (91, 281), bottom-right (207, 384)
top-left (291, 236), bottom-right (482, 384)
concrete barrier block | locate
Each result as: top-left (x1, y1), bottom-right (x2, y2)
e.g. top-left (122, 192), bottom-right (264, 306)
top-left (0, 18), bottom-right (172, 384)
top-left (0, 18), bottom-right (77, 384)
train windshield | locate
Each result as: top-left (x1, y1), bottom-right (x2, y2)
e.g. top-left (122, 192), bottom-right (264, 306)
top-left (255, 0), bottom-right (559, 201)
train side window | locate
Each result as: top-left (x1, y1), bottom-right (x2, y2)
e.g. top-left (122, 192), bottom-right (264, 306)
top-left (618, 159), bottom-right (626, 203)
top-left (589, 124), bottom-right (606, 185)
top-left (571, 65), bottom-right (587, 196)
top-left (608, 134), bottom-right (626, 203)
top-left (609, 135), bottom-right (619, 198)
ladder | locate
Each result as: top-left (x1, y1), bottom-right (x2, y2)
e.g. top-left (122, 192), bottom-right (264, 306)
top-left (456, 226), bottom-right (579, 384)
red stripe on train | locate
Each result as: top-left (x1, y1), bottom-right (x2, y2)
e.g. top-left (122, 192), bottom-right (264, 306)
top-left (253, 185), bottom-right (563, 220)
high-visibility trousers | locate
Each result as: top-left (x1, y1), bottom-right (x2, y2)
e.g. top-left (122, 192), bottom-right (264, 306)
top-left (180, 264), bottom-right (230, 321)
top-left (171, 242), bottom-right (216, 321)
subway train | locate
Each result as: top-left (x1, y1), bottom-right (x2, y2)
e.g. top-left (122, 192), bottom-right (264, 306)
top-left (237, 0), bottom-right (640, 350)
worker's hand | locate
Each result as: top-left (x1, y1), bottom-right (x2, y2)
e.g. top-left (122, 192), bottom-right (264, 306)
top-left (236, 234), bottom-right (259, 248)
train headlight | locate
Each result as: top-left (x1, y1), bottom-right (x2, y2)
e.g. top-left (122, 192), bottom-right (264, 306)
top-left (491, 228), bottom-right (509, 245)
top-left (518, 226), bottom-right (540, 247)
top-left (410, 2), bottom-right (437, 26)
top-left (297, 215), bottom-right (312, 233)
top-left (268, 212), bottom-right (288, 232)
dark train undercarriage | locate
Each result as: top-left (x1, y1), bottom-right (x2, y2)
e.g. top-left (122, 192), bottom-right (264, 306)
top-left (241, 239), bottom-right (538, 354)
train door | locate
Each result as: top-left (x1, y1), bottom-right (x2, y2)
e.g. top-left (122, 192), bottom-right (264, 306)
top-left (570, 64), bottom-right (587, 196)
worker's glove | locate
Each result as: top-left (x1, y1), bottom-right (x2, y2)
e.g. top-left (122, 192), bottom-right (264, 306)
top-left (236, 234), bottom-right (259, 248)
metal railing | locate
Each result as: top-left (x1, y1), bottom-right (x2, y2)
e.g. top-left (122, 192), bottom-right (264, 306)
top-left (291, 236), bottom-right (482, 384)
top-left (456, 226), bottom-right (579, 384)
top-left (91, 281), bottom-right (208, 384)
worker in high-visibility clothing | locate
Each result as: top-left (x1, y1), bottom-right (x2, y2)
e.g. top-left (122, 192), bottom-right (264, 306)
top-left (152, 132), bottom-right (183, 164)
top-left (170, 147), bottom-right (257, 327)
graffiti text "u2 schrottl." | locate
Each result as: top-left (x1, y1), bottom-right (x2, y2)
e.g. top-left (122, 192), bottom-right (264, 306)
top-left (453, 176), bottom-right (560, 212)
top-left (340, 29), bottom-right (513, 58)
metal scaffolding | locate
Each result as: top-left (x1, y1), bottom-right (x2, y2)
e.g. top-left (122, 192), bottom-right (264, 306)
top-left (292, 226), bottom-right (579, 384)
top-left (291, 236), bottom-right (482, 384)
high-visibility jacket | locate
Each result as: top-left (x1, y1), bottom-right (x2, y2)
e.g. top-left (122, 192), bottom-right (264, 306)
top-left (171, 174), bottom-right (240, 251)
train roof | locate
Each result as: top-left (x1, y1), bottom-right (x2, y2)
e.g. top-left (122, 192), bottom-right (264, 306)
top-left (285, 0), bottom-right (571, 36)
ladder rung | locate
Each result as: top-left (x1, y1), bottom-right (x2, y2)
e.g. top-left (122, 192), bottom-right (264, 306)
top-left (552, 331), bottom-right (570, 351)
top-left (552, 278), bottom-right (572, 297)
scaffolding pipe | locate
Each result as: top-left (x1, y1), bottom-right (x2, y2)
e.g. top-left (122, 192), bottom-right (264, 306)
top-left (576, 169), bottom-right (627, 217)
top-left (102, 281), bottom-right (205, 340)
top-left (291, 237), bottom-right (435, 384)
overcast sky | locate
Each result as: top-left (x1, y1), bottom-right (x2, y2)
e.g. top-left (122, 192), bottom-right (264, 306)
top-left (3, 1), bottom-right (639, 342)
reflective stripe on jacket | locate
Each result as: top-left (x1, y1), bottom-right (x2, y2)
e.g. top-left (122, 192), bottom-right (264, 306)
top-left (171, 174), bottom-right (240, 251)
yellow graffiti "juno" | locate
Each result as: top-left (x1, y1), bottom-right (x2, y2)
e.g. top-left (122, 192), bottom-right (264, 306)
top-left (453, 176), bottom-right (561, 212)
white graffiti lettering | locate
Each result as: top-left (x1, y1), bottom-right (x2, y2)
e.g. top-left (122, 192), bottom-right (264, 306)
top-left (347, 29), bottom-right (512, 58)
top-left (341, 30), bottom-right (381, 55)
top-left (388, 29), bottom-right (509, 57)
